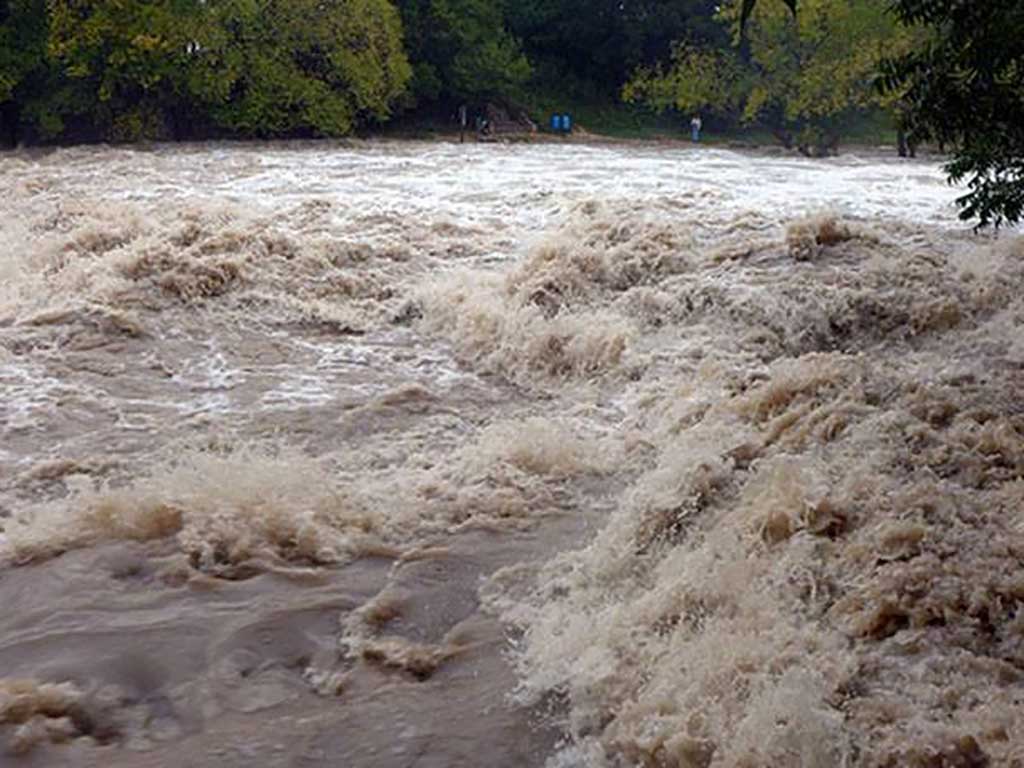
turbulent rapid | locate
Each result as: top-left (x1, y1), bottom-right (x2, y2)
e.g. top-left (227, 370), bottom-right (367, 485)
top-left (1, 140), bottom-right (1022, 767)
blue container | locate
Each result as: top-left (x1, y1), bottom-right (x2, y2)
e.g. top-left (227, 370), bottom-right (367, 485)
top-left (551, 114), bottom-right (574, 133)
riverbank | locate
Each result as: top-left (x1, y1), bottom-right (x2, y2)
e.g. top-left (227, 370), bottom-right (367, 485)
top-left (372, 100), bottom-right (908, 155)
top-left (0, 98), bottom-right (918, 159)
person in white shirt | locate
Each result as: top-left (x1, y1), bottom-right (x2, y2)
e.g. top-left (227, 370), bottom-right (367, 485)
top-left (690, 115), bottom-right (703, 143)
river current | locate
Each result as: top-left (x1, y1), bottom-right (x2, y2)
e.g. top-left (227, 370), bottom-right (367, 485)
top-left (1, 140), bottom-right (1022, 767)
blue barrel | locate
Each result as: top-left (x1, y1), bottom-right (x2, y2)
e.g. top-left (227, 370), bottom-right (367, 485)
top-left (551, 114), bottom-right (562, 132)
top-left (562, 114), bottom-right (572, 133)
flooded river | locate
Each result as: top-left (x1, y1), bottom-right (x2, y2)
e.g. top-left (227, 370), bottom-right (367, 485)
top-left (1, 141), bottom-right (1022, 767)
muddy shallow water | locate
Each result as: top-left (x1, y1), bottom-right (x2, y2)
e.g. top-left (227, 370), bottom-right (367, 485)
top-left (1, 140), bottom-right (1022, 767)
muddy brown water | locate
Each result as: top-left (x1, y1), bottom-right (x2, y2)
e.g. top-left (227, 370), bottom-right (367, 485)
top-left (1, 141), bottom-right (1022, 767)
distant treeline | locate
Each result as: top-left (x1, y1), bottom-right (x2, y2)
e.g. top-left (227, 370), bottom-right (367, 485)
top-left (0, 0), bottom-right (920, 147)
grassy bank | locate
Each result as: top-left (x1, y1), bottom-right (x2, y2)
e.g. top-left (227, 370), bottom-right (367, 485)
top-left (377, 97), bottom-right (901, 152)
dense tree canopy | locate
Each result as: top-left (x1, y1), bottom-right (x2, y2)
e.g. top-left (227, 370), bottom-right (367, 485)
top-left (396, 0), bottom-right (530, 105)
top-left (0, 0), bottom-right (726, 138)
top-left (0, 0), bottom-right (45, 103)
top-left (46, 0), bottom-right (206, 139)
top-left (0, 0), bottom-right (48, 142)
top-left (507, 0), bottom-right (724, 98)
top-left (2, 0), bottom-right (411, 141)
top-left (625, 0), bottom-right (912, 154)
top-left (202, 0), bottom-right (412, 138)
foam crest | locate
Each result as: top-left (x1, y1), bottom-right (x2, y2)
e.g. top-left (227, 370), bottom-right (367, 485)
top-left (418, 268), bottom-right (631, 384)
top-left (0, 197), bottom-right (439, 339)
top-left (0, 680), bottom-right (89, 755)
top-left (494, 227), bottom-right (1024, 766)
top-left (2, 447), bottom-right (379, 572)
top-left (464, 417), bottom-right (613, 478)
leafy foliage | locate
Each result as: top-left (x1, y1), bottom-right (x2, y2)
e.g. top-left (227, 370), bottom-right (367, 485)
top-left (0, 0), bottom-right (49, 141)
top-left (396, 0), bottom-right (529, 105)
top-left (739, 0), bottom-right (796, 31)
top-left (508, 0), bottom-right (725, 98)
top-left (46, 0), bottom-right (207, 139)
top-left (623, 46), bottom-right (747, 119)
top-left (7, 0), bottom-right (410, 141)
top-left (625, 0), bottom-right (911, 154)
top-left (0, 0), bottom-right (47, 103)
top-left (881, 0), bottom-right (1024, 227)
top-left (201, 0), bottom-right (412, 137)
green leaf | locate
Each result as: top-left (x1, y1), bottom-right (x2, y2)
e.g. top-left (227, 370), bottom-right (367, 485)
top-left (740, 0), bottom-right (798, 32)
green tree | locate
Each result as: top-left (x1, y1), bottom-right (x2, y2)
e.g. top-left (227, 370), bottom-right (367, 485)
top-left (623, 45), bottom-right (747, 124)
top-left (739, 0), bottom-right (795, 30)
top-left (396, 0), bottom-right (529, 106)
top-left (882, 0), bottom-right (1024, 227)
top-left (38, 0), bottom-right (410, 141)
top-left (625, 0), bottom-right (911, 153)
top-left (0, 0), bottom-right (50, 143)
top-left (507, 0), bottom-right (725, 99)
top-left (202, 0), bottom-right (412, 137)
top-left (0, 0), bottom-right (46, 103)
top-left (45, 0), bottom-right (211, 140)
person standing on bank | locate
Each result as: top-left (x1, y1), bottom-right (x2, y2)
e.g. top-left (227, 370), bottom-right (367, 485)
top-left (690, 115), bottom-right (703, 143)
